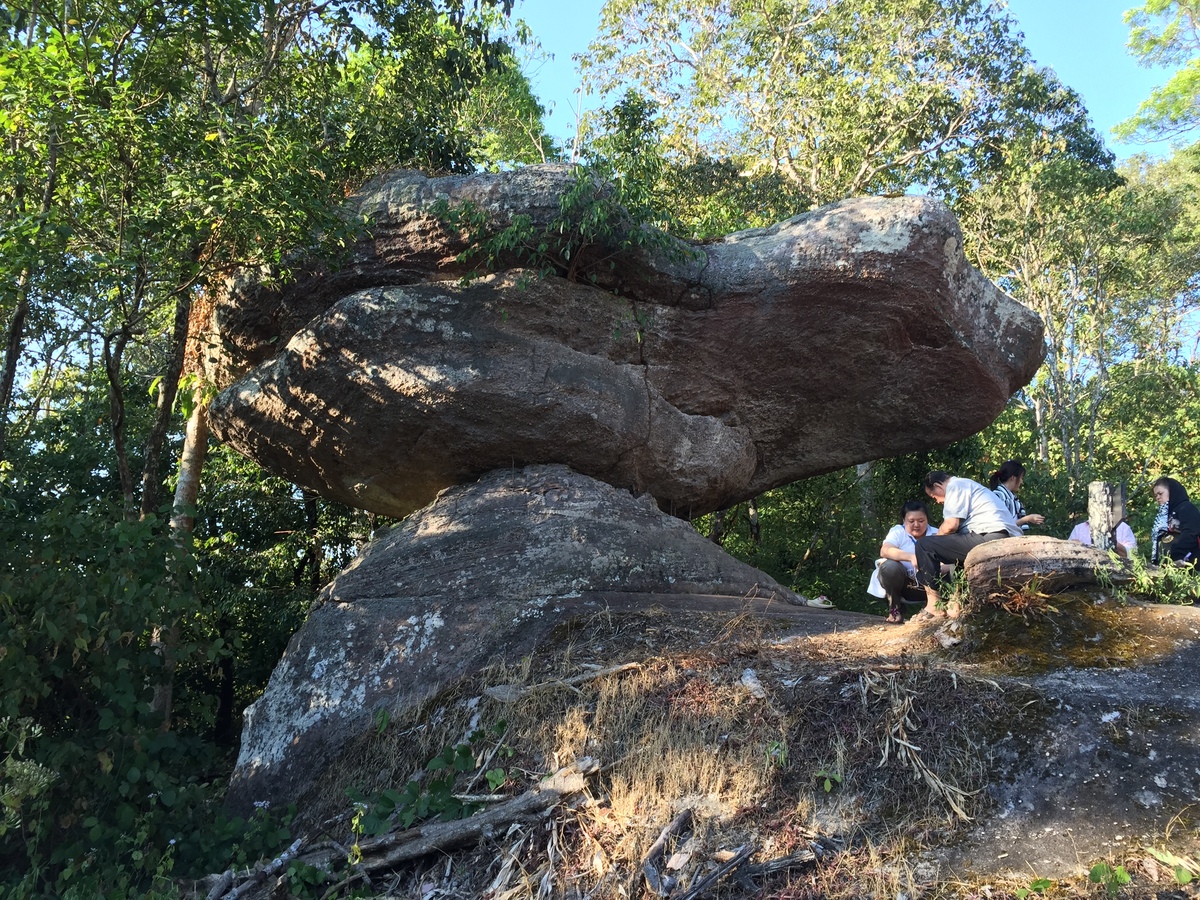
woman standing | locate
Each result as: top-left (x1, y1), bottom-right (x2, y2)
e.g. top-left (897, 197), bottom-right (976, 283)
top-left (989, 460), bottom-right (1045, 532)
top-left (1151, 477), bottom-right (1200, 564)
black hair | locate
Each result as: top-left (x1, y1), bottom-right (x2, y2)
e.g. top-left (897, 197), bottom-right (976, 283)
top-left (988, 459), bottom-right (1026, 491)
top-left (900, 500), bottom-right (929, 521)
top-left (923, 471), bottom-right (951, 492)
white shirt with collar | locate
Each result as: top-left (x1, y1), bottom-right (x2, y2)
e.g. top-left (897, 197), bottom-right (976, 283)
top-left (943, 477), bottom-right (1022, 537)
top-left (867, 521), bottom-right (938, 597)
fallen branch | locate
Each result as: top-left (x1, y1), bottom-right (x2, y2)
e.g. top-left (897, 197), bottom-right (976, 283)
top-left (742, 848), bottom-right (817, 876)
top-left (642, 808), bottom-right (694, 895)
top-left (219, 837), bottom-right (304, 900)
top-left (356, 757), bottom-right (599, 872)
top-left (484, 663), bottom-right (641, 703)
top-left (677, 844), bottom-right (756, 900)
top-left (204, 870), bottom-right (234, 900)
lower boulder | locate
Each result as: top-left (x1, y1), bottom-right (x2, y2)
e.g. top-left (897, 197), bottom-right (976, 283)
top-left (964, 535), bottom-right (1134, 597)
top-left (227, 464), bottom-right (823, 814)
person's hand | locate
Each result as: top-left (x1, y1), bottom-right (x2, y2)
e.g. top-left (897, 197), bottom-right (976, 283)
top-left (1026, 514), bottom-right (1045, 526)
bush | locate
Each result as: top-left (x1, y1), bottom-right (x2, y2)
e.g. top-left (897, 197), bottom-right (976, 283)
top-left (0, 494), bottom-right (235, 895)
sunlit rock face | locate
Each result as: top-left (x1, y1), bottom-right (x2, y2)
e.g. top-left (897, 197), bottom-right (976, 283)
top-left (225, 465), bottom-right (808, 814)
top-left (207, 165), bottom-right (1045, 520)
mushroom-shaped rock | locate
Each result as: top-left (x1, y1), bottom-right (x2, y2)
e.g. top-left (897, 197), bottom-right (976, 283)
top-left (208, 166), bottom-right (1045, 519)
top-left (226, 464), bottom-right (820, 814)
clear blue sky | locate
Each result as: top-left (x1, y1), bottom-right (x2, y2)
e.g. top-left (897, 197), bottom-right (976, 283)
top-left (511, 0), bottom-right (1188, 162)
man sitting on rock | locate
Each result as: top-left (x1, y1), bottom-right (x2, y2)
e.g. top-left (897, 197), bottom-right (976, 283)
top-left (915, 471), bottom-right (1022, 620)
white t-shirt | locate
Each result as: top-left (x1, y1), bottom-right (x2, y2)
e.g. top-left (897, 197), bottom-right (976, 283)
top-left (942, 477), bottom-right (1022, 537)
top-left (867, 522), bottom-right (938, 597)
top-left (1069, 521), bottom-right (1137, 553)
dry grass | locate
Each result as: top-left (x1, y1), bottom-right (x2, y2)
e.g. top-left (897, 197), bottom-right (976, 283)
top-left (277, 606), bottom-right (1050, 900)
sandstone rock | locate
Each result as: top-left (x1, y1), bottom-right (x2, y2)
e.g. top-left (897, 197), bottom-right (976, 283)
top-left (208, 165), bottom-right (1044, 519)
top-left (963, 535), bottom-right (1134, 597)
top-left (225, 464), bottom-right (829, 814)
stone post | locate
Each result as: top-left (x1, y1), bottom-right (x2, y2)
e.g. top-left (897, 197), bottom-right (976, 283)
top-left (1087, 481), bottom-right (1126, 554)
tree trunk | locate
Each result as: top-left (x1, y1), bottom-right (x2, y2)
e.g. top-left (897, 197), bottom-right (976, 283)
top-left (1033, 395), bottom-right (1049, 464)
top-left (103, 330), bottom-right (136, 513)
top-left (169, 394), bottom-right (210, 535)
top-left (0, 287), bottom-right (30, 466)
top-left (856, 461), bottom-right (876, 535)
top-left (709, 508), bottom-right (727, 545)
top-left (140, 286), bottom-right (193, 518)
top-left (150, 280), bottom-right (214, 727)
top-left (0, 135), bottom-right (58, 465)
top-left (304, 489), bottom-right (321, 593)
top-left (150, 389), bottom-right (210, 726)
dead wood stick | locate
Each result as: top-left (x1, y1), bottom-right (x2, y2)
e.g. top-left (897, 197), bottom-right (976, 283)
top-left (642, 808), bottom-right (694, 895)
top-left (484, 663), bottom-right (641, 702)
top-left (224, 837), bottom-right (304, 900)
top-left (204, 870), bottom-right (234, 900)
top-left (740, 848), bottom-right (816, 879)
top-left (357, 757), bottom-right (599, 872)
top-left (677, 844), bottom-right (756, 900)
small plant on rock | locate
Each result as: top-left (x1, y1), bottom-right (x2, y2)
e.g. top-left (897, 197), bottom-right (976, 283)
top-left (1089, 860), bottom-right (1132, 896)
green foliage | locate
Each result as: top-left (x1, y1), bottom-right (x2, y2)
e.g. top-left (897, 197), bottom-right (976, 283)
top-left (285, 859), bottom-right (330, 898)
top-left (1014, 876), bottom-right (1052, 898)
top-left (660, 156), bottom-right (806, 240)
top-left (459, 45), bottom-right (559, 169)
top-left (1145, 845), bottom-right (1198, 884)
top-left (0, 719), bottom-right (55, 839)
top-left (1118, 0), bottom-right (1200, 141)
top-left (1121, 554), bottom-right (1200, 605)
top-left (765, 739), bottom-right (788, 770)
top-left (1089, 860), bottom-right (1132, 896)
top-left (583, 0), bottom-right (1084, 206)
top-left (815, 768), bottom-right (842, 793)
top-left (345, 723), bottom-right (510, 859)
top-left (0, 494), bottom-right (212, 894)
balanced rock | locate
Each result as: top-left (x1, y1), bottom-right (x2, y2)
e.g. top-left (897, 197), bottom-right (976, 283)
top-left (226, 464), bottom-right (825, 814)
top-left (208, 165), bottom-right (1044, 519)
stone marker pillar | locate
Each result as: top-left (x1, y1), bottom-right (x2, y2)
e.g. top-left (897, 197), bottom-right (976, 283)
top-left (1087, 481), bottom-right (1126, 554)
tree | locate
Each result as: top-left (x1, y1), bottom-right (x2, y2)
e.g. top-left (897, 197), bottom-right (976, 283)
top-left (1118, 0), bottom-right (1200, 142)
top-left (582, 0), bottom-right (1064, 207)
top-left (0, 0), bottom-right (518, 508)
top-left (0, 1), bottom-right (556, 889)
top-left (959, 137), bottom-right (1200, 485)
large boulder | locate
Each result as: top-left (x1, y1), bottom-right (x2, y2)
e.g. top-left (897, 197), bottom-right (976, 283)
top-left (207, 165), bottom-right (1044, 520)
top-left (226, 464), bottom-right (835, 814)
top-left (964, 536), bottom-right (1135, 596)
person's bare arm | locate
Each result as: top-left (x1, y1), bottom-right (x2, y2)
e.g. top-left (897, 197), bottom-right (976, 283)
top-left (879, 542), bottom-right (917, 567)
top-left (938, 517), bottom-right (962, 535)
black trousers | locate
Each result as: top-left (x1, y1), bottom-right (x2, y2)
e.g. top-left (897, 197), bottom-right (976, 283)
top-left (914, 531), bottom-right (1009, 588)
top-left (876, 560), bottom-right (928, 607)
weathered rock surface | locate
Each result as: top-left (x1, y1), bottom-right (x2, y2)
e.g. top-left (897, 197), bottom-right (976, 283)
top-left (226, 464), bottom-right (829, 814)
top-left (942, 600), bottom-right (1200, 882)
top-left (964, 535), bottom-right (1135, 596)
top-left (208, 165), bottom-right (1045, 519)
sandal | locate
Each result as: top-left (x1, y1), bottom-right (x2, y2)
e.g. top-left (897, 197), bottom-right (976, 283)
top-left (885, 608), bottom-right (904, 625)
top-left (913, 608), bottom-right (946, 623)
